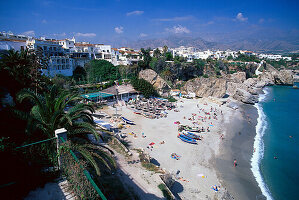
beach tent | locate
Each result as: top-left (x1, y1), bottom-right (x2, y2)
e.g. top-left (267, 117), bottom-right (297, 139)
top-left (93, 117), bottom-right (112, 131)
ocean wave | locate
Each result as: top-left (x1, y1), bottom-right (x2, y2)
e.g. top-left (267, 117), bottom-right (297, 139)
top-left (251, 88), bottom-right (273, 200)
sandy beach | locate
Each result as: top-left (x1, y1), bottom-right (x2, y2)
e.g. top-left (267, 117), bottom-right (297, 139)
top-left (102, 98), bottom-right (263, 199)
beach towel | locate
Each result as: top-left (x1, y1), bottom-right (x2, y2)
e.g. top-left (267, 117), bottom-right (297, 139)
top-left (149, 142), bottom-right (155, 146)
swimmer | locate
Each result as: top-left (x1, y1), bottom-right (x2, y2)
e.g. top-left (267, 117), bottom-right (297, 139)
top-left (274, 156), bottom-right (278, 159)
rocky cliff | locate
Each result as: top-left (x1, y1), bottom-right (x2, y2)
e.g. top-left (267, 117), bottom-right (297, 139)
top-left (182, 68), bottom-right (294, 104)
top-left (139, 65), bottom-right (294, 104)
top-left (139, 69), bottom-right (171, 95)
top-left (183, 77), bottom-right (227, 98)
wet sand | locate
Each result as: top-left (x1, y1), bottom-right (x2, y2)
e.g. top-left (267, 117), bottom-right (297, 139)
top-left (215, 104), bottom-right (266, 200)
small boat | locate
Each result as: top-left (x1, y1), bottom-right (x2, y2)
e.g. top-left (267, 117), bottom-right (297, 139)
top-left (184, 127), bottom-right (200, 132)
top-left (178, 134), bottom-right (197, 144)
top-left (182, 131), bottom-right (201, 140)
top-left (121, 117), bottom-right (135, 125)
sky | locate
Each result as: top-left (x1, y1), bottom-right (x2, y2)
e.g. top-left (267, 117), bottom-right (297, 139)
top-left (0, 0), bottom-right (298, 44)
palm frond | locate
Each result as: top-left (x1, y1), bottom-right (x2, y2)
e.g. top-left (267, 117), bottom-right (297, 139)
top-left (75, 147), bottom-right (101, 176)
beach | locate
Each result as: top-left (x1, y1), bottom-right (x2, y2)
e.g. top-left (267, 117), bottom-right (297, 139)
top-left (102, 98), bottom-right (264, 199)
top-left (215, 103), bottom-right (265, 200)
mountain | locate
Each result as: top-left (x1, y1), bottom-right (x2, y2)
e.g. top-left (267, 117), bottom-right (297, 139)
top-left (126, 35), bottom-right (299, 53)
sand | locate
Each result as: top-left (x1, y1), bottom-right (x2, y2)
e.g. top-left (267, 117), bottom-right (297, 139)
top-left (102, 98), bottom-right (263, 199)
top-left (215, 104), bottom-right (266, 200)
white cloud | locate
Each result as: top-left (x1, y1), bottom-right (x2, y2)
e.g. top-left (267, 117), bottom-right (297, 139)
top-left (206, 21), bottom-right (214, 25)
top-left (126, 10), bottom-right (144, 16)
top-left (75, 32), bottom-right (96, 37)
top-left (41, 19), bottom-right (47, 24)
top-left (53, 32), bottom-right (66, 37)
top-left (235, 13), bottom-right (248, 22)
top-left (154, 16), bottom-right (193, 22)
top-left (259, 18), bottom-right (265, 23)
top-left (166, 25), bottom-right (190, 34)
top-left (139, 33), bottom-right (148, 37)
top-left (23, 30), bottom-right (35, 37)
top-left (115, 26), bottom-right (124, 34)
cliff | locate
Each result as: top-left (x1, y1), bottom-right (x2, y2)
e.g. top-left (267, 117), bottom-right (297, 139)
top-left (138, 65), bottom-right (294, 104)
top-left (183, 77), bottom-right (227, 98)
top-left (138, 69), bottom-right (171, 95)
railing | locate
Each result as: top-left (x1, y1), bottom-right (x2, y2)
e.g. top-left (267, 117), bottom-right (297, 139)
top-left (59, 137), bottom-right (107, 200)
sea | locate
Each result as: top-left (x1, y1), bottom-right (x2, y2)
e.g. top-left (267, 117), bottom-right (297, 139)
top-left (252, 83), bottom-right (299, 200)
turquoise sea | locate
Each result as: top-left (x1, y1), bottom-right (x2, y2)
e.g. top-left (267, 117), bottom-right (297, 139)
top-left (252, 83), bottom-right (299, 200)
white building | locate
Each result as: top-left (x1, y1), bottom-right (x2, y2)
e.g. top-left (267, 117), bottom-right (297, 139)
top-left (46, 56), bottom-right (75, 77)
top-left (258, 54), bottom-right (282, 60)
top-left (94, 44), bottom-right (112, 62)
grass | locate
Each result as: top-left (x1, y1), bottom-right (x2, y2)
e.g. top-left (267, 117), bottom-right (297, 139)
top-left (107, 136), bottom-right (129, 156)
top-left (158, 183), bottom-right (173, 200)
top-left (135, 149), bottom-right (162, 173)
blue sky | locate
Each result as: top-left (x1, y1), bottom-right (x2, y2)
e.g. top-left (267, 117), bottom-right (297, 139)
top-left (0, 0), bottom-right (298, 43)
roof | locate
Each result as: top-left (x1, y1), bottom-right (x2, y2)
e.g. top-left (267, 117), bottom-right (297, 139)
top-left (101, 84), bottom-right (138, 95)
top-left (81, 92), bottom-right (114, 100)
top-left (0, 38), bottom-right (26, 42)
top-left (75, 43), bottom-right (95, 47)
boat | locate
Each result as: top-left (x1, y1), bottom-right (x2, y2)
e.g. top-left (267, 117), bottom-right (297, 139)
top-left (178, 125), bottom-right (200, 132)
top-left (177, 134), bottom-right (197, 144)
top-left (182, 131), bottom-right (201, 140)
top-left (121, 117), bottom-right (135, 125)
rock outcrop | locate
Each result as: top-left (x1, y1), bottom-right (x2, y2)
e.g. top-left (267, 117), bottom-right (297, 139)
top-left (139, 69), bottom-right (171, 92)
top-left (225, 72), bottom-right (246, 83)
top-left (183, 77), bottom-right (227, 98)
top-left (233, 88), bottom-right (258, 104)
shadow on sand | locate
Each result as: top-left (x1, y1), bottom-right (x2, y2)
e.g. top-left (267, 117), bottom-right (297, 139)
top-left (171, 181), bottom-right (184, 200)
top-left (150, 158), bottom-right (160, 166)
top-left (116, 167), bottom-right (163, 200)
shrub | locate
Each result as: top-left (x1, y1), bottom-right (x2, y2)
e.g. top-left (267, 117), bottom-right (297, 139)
top-left (131, 78), bottom-right (159, 98)
top-left (203, 74), bottom-right (209, 78)
top-left (167, 96), bottom-right (177, 102)
top-left (158, 184), bottom-right (173, 200)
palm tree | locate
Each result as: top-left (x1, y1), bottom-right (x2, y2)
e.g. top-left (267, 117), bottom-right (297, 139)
top-left (16, 86), bottom-right (115, 175)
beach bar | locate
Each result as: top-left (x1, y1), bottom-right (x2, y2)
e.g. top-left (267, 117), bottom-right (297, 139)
top-left (80, 91), bottom-right (114, 102)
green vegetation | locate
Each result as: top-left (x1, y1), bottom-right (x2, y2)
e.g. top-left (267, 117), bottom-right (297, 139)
top-left (73, 66), bottom-right (87, 82)
top-left (234, 54), bottom-right (260, 63)
top-left (158, 183), bottom-right (173, 200)
top-left (86, 59), bottom-right (120, 82)
top-left (131, 77), bottom-right (159, 98)
top-left (138, 48), bottom-right (152, 69)
top-left (167, 96), bottom-right (177, 102)
top-left (266, 59), bottom-right (287, 69)
top-left (203, 74), bottom-right (209, 78)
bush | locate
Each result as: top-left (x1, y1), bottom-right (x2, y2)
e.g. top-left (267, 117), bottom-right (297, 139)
top-left (203, 74), bottom-right (209, 78)
top-left (167, 96), bottom-right (177, 102)
top-left (60, 146), bottom-right (99, 199)
top-left (158, 184), bottom-right (173, 200)
top-left (131, 78), bottom-right (159, 98)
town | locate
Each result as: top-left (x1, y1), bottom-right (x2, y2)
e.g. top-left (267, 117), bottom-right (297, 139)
top-left (0, 31), bottom-right (293, 78)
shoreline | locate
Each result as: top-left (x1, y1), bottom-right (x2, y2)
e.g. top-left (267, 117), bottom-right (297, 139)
top-left (102, 98), bottom-right (266, 199)
top-left (215, 102), bottom-right (266, 200)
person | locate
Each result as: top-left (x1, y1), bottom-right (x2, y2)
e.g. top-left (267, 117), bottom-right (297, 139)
top-left (234, 159), bottom-right (237, 167)
top-left (274, 156), bottom-right (278, 159)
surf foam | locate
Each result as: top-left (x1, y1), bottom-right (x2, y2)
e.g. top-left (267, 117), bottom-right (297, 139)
top-left (251, 88), bottom-right (273, 200)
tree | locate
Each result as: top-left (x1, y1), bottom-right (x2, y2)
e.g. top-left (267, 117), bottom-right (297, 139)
top-left (73, 66), bottom-right (87, 82)
top-left (0, 49), bottom-right (48, 99)
top-left (153, 48), bottom-right (161, 58)
top-left (162, 45), bottom-right (168, 54)
top-left (165, 52), bottom-right (173, 61)
top-left (131, 78), bottom-right (158, 98)
top-left (16, 86), bottom-right (115, 175)
top-left (138, 48), bottom-right (152, 70)
top-left (86, 60), bottom-right (120, 83)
